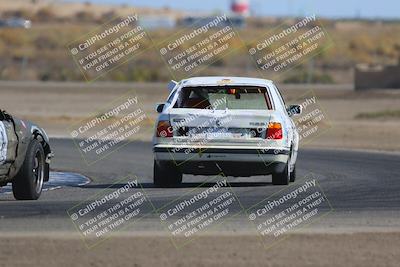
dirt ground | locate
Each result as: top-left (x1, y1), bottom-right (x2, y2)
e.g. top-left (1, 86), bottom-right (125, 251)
top-left (0, 232), bottom-right (399, 267)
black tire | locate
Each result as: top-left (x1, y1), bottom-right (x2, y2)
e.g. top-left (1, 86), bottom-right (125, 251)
top-left (153, 160), bottom-right (182, 187)
top-left (272, 158), bottom-right (290, 185)
top-left (290, 165), bottom-right (296, 183)
top-left (12, 139), bottom-right (45, 200)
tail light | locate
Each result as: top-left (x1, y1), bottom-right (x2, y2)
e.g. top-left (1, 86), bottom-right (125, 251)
top-left (266, 122), bottom-right (282, 139)
top-left (156, 121), bottom-right (173, 137)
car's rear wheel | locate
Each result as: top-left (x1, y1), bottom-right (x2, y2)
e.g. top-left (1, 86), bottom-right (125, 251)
top-left (153, 160), bottom-right (182, 187)
top-left (289, 147), bottom-right (296, 182)
top-left (272, 156), bottom-right (290, 185)
top-left (12, 139), bottom-right (45, 200)
top-left (290, 165), bottom-right (296, 182)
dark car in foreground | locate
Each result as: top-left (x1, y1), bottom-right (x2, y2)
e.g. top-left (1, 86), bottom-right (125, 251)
top-left (0, 110), bottom-right (53, 200)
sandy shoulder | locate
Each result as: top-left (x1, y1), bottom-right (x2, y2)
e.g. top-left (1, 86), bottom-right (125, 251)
top-left (0, 232), bottom-right (399, 267)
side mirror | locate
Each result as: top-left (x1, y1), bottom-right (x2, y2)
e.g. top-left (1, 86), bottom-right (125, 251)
top-left (287, 105), bottom-right (302, 117)
top-left (155, 103), bottom-right (165, 113)
top-left (167, 80), bottom-right (178, 91)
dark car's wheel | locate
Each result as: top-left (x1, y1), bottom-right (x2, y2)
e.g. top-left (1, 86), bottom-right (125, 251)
top-left (272, 156), bottom-right (290, 185)
top-left (290, 165), bottom-right (296, 183)
top-left (153, 160), bottom-right (182, 187)
top-left (12, 139), bottom-right (45, 200)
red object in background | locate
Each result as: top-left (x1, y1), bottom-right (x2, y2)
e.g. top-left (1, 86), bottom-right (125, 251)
top-left (231, 0), bottom-right (249, 15)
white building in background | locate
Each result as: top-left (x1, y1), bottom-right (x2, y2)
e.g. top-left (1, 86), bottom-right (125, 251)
top-left (138, 16), bottom-right (176, 29)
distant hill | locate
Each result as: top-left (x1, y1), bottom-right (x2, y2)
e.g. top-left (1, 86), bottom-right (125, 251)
top-left (0, 0), bottom-right (185, 20)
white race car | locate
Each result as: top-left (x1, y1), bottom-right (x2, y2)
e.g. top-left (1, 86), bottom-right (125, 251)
top-left (153, 77), bottom-right (302, 187)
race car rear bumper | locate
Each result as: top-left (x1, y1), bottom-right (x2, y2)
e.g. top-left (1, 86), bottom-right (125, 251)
top-left (153, 146), bottom-right (290, 176)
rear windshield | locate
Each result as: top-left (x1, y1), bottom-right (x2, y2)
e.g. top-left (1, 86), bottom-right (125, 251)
top-left (174, 86), bottom-right (272, 110)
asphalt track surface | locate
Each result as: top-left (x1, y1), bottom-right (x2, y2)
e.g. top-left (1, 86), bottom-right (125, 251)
top-left (0, 138), bottom-right (399, 233)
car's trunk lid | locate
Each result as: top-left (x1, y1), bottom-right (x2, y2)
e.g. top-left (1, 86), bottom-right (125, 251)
top-left (169, 109), bottom-right (277, 142)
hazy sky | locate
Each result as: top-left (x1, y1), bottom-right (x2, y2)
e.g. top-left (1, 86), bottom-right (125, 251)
top-left (70, 0), bottom-right (400, 19)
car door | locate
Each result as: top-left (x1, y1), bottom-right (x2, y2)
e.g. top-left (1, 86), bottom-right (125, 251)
top-left (0, 119), bottom-right (18, 176)
top-left (0, 120), bottom-right (10, 175)
top-left (272, 84), bottom-right (298, 149)
top-left (0, 121), bottom-right (7, 165)
top-left (273, 85), bottom-right (299, 164)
